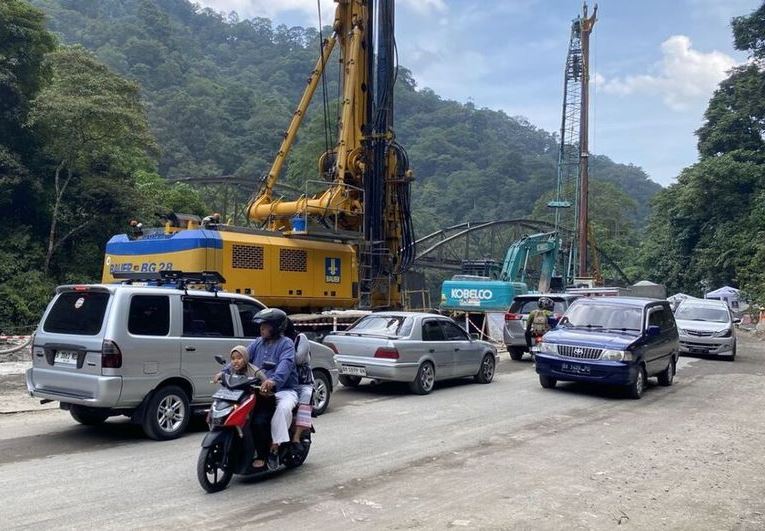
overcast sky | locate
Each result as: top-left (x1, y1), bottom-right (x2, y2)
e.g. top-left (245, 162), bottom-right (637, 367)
top-left (195, 0), bottom-right (761, 186)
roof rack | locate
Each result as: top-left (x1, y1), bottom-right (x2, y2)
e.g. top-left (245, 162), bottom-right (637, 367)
top-left (112, 270), bottom-right (226, 292)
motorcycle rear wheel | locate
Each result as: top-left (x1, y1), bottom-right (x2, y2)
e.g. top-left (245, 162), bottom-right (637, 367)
top-left (197, 441), bottom-right (233, 493)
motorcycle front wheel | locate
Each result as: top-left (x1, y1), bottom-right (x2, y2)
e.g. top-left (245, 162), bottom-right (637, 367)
top-left (197, 441), bottom-right (233, 493)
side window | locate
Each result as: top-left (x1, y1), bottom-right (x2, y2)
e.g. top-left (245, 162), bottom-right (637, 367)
top-left (236, 301), bottom-right (265, 338)
top-left (422, 320), bottom-right (446, 341)
top-left (440, 321), bottom-right (468, 341)
top-left (661, 306), bottom-right (675, 331)
top-left (128, 295), bottom-right (170, 336)
top-left (183, 298), bottom-right (234, 337)
top-left (648, 308), bottom-right (664, 329)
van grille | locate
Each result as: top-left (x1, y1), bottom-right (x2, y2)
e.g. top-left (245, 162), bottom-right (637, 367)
top-left (558, 345), bottom-right (603, 359)
top-left (232, 245), bottom-right (264, 270)
top-left (686, 329), bottom-right (714, 337)
top-left (279, 249), bottom-right (307, 272)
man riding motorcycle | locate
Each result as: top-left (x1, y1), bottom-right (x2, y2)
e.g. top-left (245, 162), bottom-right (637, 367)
top-left (216, 308), bottom-right (298, 470)
top-left (525, 297), bottom-right (556, 352)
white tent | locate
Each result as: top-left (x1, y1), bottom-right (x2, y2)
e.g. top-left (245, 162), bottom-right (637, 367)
top-left (704, 286), bottom-right (741, 311)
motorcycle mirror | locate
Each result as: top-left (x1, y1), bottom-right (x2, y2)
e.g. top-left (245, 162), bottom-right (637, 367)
top-left (214, 354), bottom-right (226, 366)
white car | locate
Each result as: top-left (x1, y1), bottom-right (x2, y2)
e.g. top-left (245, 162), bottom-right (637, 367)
top-left (675, 299), bottom-right (737, 360)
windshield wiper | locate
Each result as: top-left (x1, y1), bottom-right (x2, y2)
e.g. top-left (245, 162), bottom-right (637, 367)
top-left (604, 327), bottom-right (641, 333)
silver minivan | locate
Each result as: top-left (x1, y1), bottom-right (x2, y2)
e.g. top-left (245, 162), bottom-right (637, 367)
top-left (675, 299), bottom-right (737, 360)
top-left (27, 283), bottom-right (339, 440)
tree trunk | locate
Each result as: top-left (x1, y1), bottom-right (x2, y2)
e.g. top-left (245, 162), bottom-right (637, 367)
top-left (44, 162), bottom-right (71, 275)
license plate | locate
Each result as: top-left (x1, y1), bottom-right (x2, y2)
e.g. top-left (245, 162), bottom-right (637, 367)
top-left (54, 351), bottom-right (79, 366)
top-left (561, 362), bottom-right (591, 375)
top-left (340, 365), bottom-right (367, 377)
top-left (212, 388), bottom-right (244, 401)
top-left (690, 348), bottom-right (708, 354)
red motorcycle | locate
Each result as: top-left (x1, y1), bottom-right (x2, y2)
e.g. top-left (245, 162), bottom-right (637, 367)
top-left (196, 356), bottom-right (311, 493)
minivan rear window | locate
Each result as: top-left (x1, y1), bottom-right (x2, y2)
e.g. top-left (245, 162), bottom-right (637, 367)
top-left (509, 298), bottom-right (568, 315)
top-left (43, 291), bottom-right (110, 335)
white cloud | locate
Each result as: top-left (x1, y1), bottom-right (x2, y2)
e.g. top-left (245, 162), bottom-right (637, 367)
top-left (596, 35), bottom-right (738, 111)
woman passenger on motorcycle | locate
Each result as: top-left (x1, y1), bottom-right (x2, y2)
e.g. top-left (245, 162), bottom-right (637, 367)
top-left (284, 319), bottom-right (313, 448)
top-left (245, 308), bottom-right (299, 470)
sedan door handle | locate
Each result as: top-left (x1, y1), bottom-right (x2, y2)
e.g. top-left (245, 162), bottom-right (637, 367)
top-left (184, 346), bottom-right (196, 352)
top-left (454, 348), bottom-right (461, 352)
top-left (428, 349), bottom-right (435, 353)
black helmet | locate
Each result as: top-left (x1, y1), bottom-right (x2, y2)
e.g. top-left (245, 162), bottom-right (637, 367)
top-left (538, 297), bottom-right (554, 311)
top-left (252, 308), bottom-right (288, 335)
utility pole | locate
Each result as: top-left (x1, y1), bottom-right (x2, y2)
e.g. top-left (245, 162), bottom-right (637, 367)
top-left (577, 3), bottom-right (597, 278)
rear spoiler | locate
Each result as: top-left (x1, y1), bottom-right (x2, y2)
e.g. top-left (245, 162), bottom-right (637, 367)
top-left (332, 331), bottom-right (400, 340)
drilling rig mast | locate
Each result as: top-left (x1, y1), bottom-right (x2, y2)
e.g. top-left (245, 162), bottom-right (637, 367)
top-left (550, 2), bottom-right (597, 284)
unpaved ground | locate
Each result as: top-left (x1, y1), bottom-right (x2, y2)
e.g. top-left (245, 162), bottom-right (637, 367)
top-left (0, 334), bottom-right (763, 529)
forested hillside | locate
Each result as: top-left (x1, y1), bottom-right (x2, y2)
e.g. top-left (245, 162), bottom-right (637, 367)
top-left (639, 4), bottom-right (765, 301)
top-left (0, 0), bottom-right (665, 331)
top-left (31, 0), bottom-right (660, 239)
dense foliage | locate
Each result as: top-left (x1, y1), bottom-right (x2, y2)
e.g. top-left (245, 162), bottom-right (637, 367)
top-left (31, 0), bottom-right (659, 232)
top-left (639, 3), bottom-right (765, 300)
top-left (0, 1), bottom-right (205, 332)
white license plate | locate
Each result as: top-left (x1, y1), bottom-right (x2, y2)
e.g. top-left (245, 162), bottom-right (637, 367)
top-left (54, 351), bottom-right (79, 366)
top-left (340, 365), bottom-right (367, 377)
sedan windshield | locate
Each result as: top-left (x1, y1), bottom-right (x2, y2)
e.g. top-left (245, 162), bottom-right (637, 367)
top-left (347, 315), bottom-right (412, 337)
top-left (561, 303), bottom-right (643, 331)
top-left (675, 306), bottom-right (730, 323)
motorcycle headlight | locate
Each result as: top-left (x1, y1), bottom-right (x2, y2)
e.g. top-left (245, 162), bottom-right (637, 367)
top-left (714, 329), bottom-right (732, 338)
top-left (539, 342), bottom-right (557, 355)
top-left (600, 349), bottom-right (632, 361)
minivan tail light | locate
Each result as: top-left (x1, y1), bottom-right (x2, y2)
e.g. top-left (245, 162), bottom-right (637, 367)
top-left (505, 313), bottom-right (522, 321)
top-left (102, 340), bottom-right (123, 368)
top-left (324, 342), bottom-right (339, 354)
top-left (374, 347), bottom-right (399, 359)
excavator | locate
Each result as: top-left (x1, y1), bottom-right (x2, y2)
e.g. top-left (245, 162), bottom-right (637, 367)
top-left (440, 232), bottom-right (561, 312)
top-left (102, 0), bottom-right (415, 312)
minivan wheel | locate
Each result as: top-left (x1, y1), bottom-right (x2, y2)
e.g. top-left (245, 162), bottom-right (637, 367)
top-left (142, 385), bottom-right (190, 440)
top-left (627, 366), bottom-right (646, 399)
top-left (508, 347), bottom-right (524, 361)
top-left (657, 358), bottom-right (676, 386)
top-left (70, 405), bottom-right (110, 426)
top-left (312, 370), bottom-right (331, 416)
top-left (409, 362), bottom-right (435, 395)
top-left (539, 375), bottom-right (557, 389)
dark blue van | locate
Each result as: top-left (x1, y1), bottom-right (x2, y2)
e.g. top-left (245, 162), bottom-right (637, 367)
top-left (534, 297), bottom-right (679, 399)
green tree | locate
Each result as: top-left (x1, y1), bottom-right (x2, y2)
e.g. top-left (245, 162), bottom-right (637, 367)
top-left (640, 2), bottom-right (765, 299)
top-left (27, 45), bottom-right (157, 273)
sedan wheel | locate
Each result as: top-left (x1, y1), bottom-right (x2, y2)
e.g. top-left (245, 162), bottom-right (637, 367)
top-left (474, 354), bottom-right (496, 384)
top-left (312, 370), bottom-right (331, 416)
top-left (409, 362), bottom-right (435, 395)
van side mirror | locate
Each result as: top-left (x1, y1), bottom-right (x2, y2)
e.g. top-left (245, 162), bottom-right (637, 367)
top-left (214, 354), bottom-right (226, 365)
top-left (646, 325), bottom-right (661, 337)
top-left (470, 333), bottom-right (480, 340)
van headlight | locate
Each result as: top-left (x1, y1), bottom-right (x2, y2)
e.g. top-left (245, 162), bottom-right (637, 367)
top-left (539, 342), bottom-right (557, 355)
top-left (600, 349), bottom-right (633, 361)
top-left (713, 329), bottom-right (732, 338)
